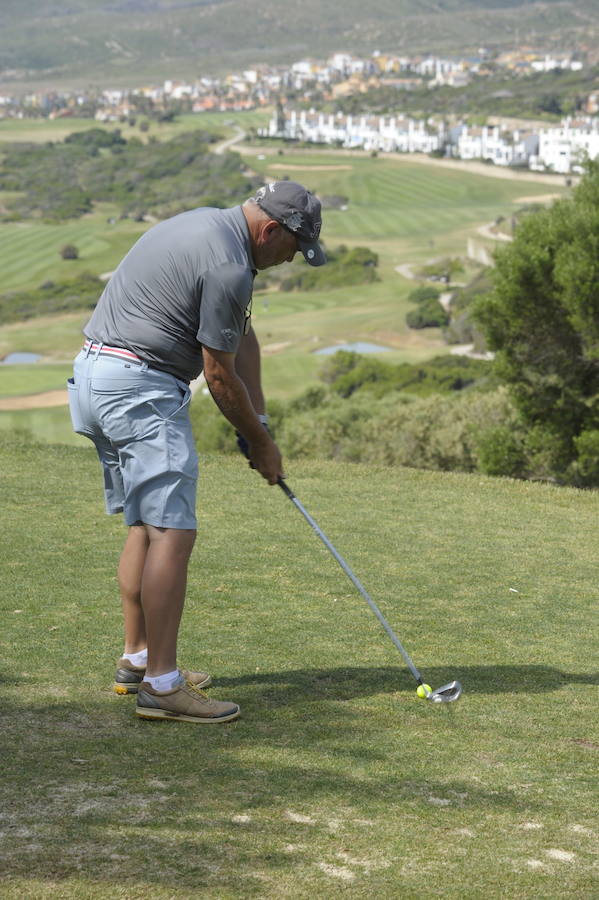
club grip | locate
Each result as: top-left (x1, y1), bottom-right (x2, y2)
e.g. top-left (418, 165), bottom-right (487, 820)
top-left (277, 477), bottom-right (295, 500)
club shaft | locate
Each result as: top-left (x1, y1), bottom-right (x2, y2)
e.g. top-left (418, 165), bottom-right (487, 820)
top-left (278, 479), bottom-right (423, 685)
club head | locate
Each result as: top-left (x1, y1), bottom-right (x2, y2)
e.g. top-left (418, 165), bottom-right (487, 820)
top-left (429, 680), bottom-right (462, 703)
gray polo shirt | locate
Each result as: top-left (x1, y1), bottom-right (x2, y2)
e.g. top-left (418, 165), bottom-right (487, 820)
top-left (84, 205), bottom-right (256, 383)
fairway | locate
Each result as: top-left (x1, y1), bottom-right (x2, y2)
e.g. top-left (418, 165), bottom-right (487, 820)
top-left (1, 437), bottom-right (597, 898)
top-left (0, 110), bottom-right (271, 146)
top-left (0, 128), bottom-right (566, 450)
top-left (0, 214), bottom-right (147, 292)
top-left (257, 151), bottom-right (564, 247)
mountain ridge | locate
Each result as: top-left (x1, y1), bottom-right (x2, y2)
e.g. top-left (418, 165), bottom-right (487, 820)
top-left (1, 0), bottom-right (597, 90)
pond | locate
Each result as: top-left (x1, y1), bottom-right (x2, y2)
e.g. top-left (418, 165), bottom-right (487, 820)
top-left (314, 342), bottom-right (392, 356)
top-left (1, 352), bottom-right (42, 365)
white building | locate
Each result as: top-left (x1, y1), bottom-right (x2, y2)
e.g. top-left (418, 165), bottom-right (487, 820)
top-left (530, 118), bottom-right (599, 173)
top-left (455, 125), bottom-right (538, 166)
top-left (267, 109), bottom-right (442, 153)
top-left (531, 56), bottom-right (584, 73)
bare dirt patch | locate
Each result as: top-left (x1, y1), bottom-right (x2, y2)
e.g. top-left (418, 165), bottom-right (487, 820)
top-left (267, 164), bottom-right (353, 172)
top-left (0, 390), bottom-right (68, 410)
top-left (262, 341), bottom-right (293, 354)
top-left (515, 193), bottom-right (563, 204)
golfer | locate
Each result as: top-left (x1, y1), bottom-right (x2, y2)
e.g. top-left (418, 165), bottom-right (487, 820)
top-left (67, 181), bottom-right (325, 724)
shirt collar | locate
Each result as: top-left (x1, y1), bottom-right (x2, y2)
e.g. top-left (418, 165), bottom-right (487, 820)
top-left (233, 205), bottom-right (257, 274)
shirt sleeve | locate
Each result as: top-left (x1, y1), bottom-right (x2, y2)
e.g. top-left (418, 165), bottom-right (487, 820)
top-left (196, 262), bottom-right (254, 354)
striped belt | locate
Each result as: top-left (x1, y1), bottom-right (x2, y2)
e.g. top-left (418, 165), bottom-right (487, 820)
top-left (83, 339), bottom-right (144, 365)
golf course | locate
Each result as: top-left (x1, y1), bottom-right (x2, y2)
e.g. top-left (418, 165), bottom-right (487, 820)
top-left (1, 113), bottom-right (597, 898)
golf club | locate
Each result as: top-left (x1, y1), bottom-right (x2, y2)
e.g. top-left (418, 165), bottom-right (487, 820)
top-left (278, 478), bottom-right (462, 704)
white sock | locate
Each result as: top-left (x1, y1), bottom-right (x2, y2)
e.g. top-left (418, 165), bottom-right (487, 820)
top-left (123, 648), bottom-right (148, 667)
top-left (144, 669), bottom-right (182, 691)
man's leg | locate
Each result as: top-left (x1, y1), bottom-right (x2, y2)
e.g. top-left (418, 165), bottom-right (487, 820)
top-left (114, 524), bottom-right (211, 694)
top-left (141, 525), bottom-right (196, 677)
top-left (118, 524), bottom-right (149, 654)
top-left (135, 524), bottom-right (240, 723)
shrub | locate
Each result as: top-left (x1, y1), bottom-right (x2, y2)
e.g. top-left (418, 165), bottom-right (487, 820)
top-left (320, 352), bottom-right (494, 399)
top-left (272, 245), bottom-right (379, 293)
top-left (476, 425), bottom-right (527, 477)
top-left (60, 244), bottom-right (79, 260)
top-left (277, 387), bottom-right (519, 473)
top-left (407, 285), bottom-right (440, 304)
top-left (0, 272), bottom-right (102, 324)
top-left (572, 429), bottom-right (599, 486)
top-left (406, 297), bottom-right (449, 329)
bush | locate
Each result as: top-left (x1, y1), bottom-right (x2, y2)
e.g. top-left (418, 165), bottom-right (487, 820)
top-left (418, 257), bottom-right (464, 282)
top-left (0, 272), bottom-right (102, 324)
top-left (0, 129), bottom-right (256, 222)
top-left (406, 297), bottom-right (449, 329)
top-left (320, 352), bottom-right (494, 399)
top-left (60, 244), bottom-right (79, 260)
top-left (572, 429), bottom-right (599, 486)
top-left (273, 245), bottom-right (379, 293)
top-left (277, 386), bottom-right (519, 473)
top-left (476, 425), bottom-right (527, 477)
top-left (407, 285), bottom-right (440, 304)
top-left (320, 195), bottom-right (348, 210)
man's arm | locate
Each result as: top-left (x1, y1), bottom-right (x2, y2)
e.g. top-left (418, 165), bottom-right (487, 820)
top-left (202, 343), bottom-right (283, 485)
top-left (234, 326), bottom-right (265, 415)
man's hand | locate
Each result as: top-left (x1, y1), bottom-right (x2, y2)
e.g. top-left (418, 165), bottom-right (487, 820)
top-left (247, 428), bottom-right (283, 485)
top-left (236, 415), bottom-right (269, 460)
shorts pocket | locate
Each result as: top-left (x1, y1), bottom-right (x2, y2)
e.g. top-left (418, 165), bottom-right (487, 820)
top-left (90, 384), bottom-right (144, 445)
top-left (67, 377), bottom-right (88, 435)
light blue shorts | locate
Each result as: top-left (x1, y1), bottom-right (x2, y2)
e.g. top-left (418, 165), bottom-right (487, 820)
top-left (68, 347), bottom-right (198, 529)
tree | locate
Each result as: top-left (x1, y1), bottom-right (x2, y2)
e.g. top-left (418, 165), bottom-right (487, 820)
top-left (473, 160), bottom-right (599, 484)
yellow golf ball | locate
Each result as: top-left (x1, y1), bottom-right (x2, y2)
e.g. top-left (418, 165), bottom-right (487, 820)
top-left (416, 684), bottom-right (431, 699)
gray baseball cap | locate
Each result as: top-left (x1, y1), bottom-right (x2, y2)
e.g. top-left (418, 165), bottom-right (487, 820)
top-left (253, 181), bottom-right (326, 266)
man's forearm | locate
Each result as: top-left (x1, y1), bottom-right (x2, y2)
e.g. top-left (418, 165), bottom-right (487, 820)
top-left (203, 342), bottom-right (283, 484)
top-left (205, 367), bottom-right (267, 443)
top-left (234, 327), bottom-right (265, 415)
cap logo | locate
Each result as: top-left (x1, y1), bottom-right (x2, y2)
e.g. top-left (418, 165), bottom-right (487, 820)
top-left (285, 210), bottom-right (303, 232)
top-left (307, 249), bottom-right (315, 259)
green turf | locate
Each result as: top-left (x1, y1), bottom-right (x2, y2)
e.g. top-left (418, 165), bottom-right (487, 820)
top-left (0, 436), bottom-right (597, 898)
top-left (0, 212), bottom-right (146, 292)
top-left (0, 362), bottom-right (74, 397)
top-left (0, 110), bottom-right (271, 147)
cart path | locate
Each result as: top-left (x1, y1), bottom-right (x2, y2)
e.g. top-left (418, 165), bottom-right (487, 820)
top-left (0, 389), bottom-right (69, 410)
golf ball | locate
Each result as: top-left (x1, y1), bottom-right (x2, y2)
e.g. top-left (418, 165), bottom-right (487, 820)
top-left (416, 684), bottom-right (431, 699)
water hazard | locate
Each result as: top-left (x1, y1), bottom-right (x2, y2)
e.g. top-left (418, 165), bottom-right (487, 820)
top-left (1, 352), bottom-right (42, 365)
top-left (314, 342), bottom-right (392, 356)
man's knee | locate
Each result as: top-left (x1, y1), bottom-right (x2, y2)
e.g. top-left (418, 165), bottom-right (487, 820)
top-left (146, 524), bottom-right (197, 557)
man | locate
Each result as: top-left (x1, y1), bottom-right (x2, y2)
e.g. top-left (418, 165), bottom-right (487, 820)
top-left (67, 180), bottom-right (325, 724)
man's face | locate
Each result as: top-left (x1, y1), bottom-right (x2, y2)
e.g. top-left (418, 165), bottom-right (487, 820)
top-left (255, 223), bottom-right (299, 270)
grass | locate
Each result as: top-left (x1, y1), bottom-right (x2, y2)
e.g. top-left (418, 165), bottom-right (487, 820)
top-left (259, 151), bottom-right (564, 247)
top-left (0, 111), bottom-right (271, 147)
top-left (0, 210), bottom-right (146, 292)
top-left (1, 435), bottom-right (597, 898)
top-left (0, 362), bottom-right (74, 397)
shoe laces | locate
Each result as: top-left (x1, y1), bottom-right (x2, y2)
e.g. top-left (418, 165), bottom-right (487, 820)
top-left (185, 679), bottom-right (210, 701)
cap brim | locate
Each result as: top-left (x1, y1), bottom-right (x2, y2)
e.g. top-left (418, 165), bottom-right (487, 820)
top-left (299, 240), bottom-right (326, 267)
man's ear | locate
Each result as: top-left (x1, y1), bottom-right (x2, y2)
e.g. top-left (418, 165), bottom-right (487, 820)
top-left (261, 219), bottom-right (279, 242)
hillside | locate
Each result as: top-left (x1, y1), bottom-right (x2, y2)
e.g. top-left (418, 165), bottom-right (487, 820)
top-left (1, 0), bottom-right (597, 89)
